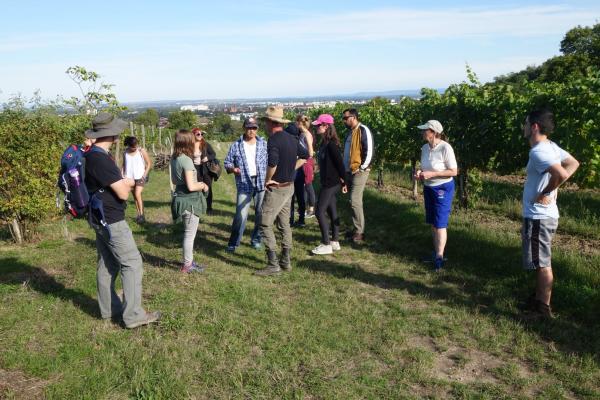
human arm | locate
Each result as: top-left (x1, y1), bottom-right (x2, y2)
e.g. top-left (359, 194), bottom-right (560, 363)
top-left (265, 166), bottom-right (278, 188)
top-left (223, 144), bottom-right (241, 175)
top-left (300, 127), bottom-right (314, 158)
top-left (141, 148), bottom-right (152, 177)
top-left (204, 142), bottom-right (216, 163)
top-left (535, 155), bottom-right (580, 204)
top-left (110, 179), bottom-right (135, 201)
top-left (359, 125), bottom-right (374, 170)
top-left (184, 170), bottom-right (209, 192)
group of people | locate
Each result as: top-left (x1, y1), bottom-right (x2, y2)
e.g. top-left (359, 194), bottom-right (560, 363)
top-left (80, 106), bottom-right (578, 328)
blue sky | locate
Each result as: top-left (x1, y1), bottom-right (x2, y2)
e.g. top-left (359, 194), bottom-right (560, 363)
top-left (1, 0), bottom-right (599, 102)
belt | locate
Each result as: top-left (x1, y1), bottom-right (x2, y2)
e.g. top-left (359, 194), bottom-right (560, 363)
top-left (267, 181), bottom-right (293, 190)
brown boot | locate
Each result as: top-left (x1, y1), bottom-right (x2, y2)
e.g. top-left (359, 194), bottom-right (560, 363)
top-left (255, 250), bottom-right (281, 276)
top-left (352, 233), bottom-right (364, 244)
top-left (534, 300), bottom-right (556, 319)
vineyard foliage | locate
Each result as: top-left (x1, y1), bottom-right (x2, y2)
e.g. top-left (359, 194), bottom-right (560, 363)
top-left (308, 68), bottom-right (600, 201)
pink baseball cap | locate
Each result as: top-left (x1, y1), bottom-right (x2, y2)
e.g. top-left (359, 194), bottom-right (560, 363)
top-left (311, 114), bottom-right (334, 126)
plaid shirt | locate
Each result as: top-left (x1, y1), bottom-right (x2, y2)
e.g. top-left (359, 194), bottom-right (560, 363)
top-left (224, 136), bottom-right (268, 193)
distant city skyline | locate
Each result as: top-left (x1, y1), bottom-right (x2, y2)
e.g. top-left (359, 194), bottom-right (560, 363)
top-left (1, 0), bottom-right (599, 103)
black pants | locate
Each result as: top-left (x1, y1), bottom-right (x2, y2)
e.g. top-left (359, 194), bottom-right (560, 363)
top-left (206, 180), bottom-right (213, 211)
top-left (316, 184), bottom-right (341, 245)
top-left (290, 168), bottom-right (306, 224)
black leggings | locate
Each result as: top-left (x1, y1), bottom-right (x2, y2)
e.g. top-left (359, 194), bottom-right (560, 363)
top-left (305, 183), bottom-right (316, 208)
top-left (316, 184), bottom-right (341, 245)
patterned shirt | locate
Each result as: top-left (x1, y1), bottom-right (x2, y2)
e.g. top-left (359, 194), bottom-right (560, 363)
top-left (224, 135), bottom-right (268, 193)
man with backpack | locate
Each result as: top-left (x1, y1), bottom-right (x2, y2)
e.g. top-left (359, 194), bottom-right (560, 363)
top-left (84, 113), bottom-right (161, 329)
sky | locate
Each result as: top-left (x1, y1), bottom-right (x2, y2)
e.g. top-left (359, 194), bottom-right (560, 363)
top-left (1, 0), bottom-right (599, 103)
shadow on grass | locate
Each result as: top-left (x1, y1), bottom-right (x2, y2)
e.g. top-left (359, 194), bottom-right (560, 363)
top-left (310, 186), bottom-right (600, 360)
top-left (0, 257), bottom-right (99, 318)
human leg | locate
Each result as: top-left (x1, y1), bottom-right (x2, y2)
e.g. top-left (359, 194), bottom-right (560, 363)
top-left (349, 170), bottom-right (369, 235)
top-left (181, 210), bottom-right (200, 266)
top-left (93, 225), bottom-right (123, 319)
top-left (103, 220), bottom-right (152, 327)
top-left (250, 189), bottom-right (265, 246)
top-left (133, 185), bottom-right (144, 218)
top-left (228, 191), bottom-right (252, 248)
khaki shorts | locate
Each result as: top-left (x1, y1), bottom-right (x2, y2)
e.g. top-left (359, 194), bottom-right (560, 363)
top-left (522, 218), bottom-right (558, 270)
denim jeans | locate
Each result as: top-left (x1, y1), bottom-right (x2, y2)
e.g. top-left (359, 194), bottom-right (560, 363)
top-left (228, 187), bottom-right (265, 248)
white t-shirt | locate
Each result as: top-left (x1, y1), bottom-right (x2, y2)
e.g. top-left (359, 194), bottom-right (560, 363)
top-left (420, 141), bottom-right (457, 187)
top-left (522, 140), bottom-right (570, 219)
top-left (124, 149), bottom-right (146, 180)
top-left (243, 140), bottom-right (257, 177)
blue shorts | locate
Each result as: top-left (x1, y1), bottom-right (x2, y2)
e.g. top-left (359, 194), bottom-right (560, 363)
top-left (423, 180), bottom-right (455, 228)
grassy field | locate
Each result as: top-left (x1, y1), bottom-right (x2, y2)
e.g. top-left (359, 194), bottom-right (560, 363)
top-left (1, 143), bottom-right (599, 399)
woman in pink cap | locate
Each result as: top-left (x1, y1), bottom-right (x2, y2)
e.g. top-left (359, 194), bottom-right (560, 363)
top-left (311, 114), bottom-right (348, 255)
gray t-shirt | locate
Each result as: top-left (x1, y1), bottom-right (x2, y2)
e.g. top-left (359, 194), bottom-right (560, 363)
top-left (522, 140), bottom-right (570, 219)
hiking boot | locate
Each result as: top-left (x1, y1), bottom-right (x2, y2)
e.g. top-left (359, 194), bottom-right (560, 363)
top-left (279, 248), bottom-right (292, 271)
top-left (312, 243), bottom-right (333, 255)
top-left (534, 300), bottom-right (556, 319)
top-left (255, 250), bottom-right (281, 276)
top-left (345, 231), bottom-right (355, 239)
top-left (292, 221), bottom-right (306, 228)
top-left (125, 311), bottom-right (161, 329)
top-left (352, 233), bottom-right (364, 244)
top-left (331, 241), bottom-right (341, 251)
top-left (251, 241), bottom-right (262, 250)
top-left (226, 245), bottom-right (236, 253)
top-left (136, 215), bottom-right (146, 224)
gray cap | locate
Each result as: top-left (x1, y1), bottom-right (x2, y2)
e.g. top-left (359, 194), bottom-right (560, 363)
top-left (243, 116), bottom-right (258, 129)
top-left (85, 113), bottom-right (128, 139)
top-left (417, 120), bottom-right (444, 134)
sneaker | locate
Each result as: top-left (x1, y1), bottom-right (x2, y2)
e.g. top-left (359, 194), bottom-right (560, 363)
top-left (190, 261), bottom-right (206, 272)
top-left (226, 245), bottom-right (236, 253)
top-left (305, 210), bottom-right (315, 219)
top-left (135, 215), bottom-right (146, 224)
top-left (125, 311), bottom-right (161, 329)
top-left (331, 241), bottom-right (341, 251)
top-left (312, 244), bottom-right (333, 255)
top-left (251, 242), bottom-right (262, 250)
top-left (292, 221), bottom-right (306, 228)
top-left (434, 256), bottom-right (444, 271)
top-left (180, 262), bottom-right (205, 273)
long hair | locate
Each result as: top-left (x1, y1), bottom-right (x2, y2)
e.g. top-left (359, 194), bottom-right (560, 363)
top-left (192, 127), bottom-right (207, 153)
top-left (321, 124), bottom-right (340, 147)
top-left (172, 129), bottom-right (195, 159)
top-left (296, 114), bottom-right (311, 131)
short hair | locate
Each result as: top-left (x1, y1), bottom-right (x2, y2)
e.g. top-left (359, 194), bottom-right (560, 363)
top-left (124, 136), bottom-right (138, 147)
top-left (527, 109), bottom-right (554, 135)
top-left (342, 108), bottom-right (359, 119)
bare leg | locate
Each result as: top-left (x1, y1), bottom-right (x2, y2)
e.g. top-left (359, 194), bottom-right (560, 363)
top-left (133, 186), bottom-right (144, 217)
top-left (536, 267), bottom-right (553, 305)
top-left (432, 227), bottom-right (447, 258)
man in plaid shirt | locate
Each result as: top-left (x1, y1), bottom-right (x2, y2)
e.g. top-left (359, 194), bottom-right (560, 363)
top-left (224, 117), bottom-right (268, 252)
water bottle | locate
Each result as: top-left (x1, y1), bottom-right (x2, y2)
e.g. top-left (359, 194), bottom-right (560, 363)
top-left (68, 168), bottom-right (85, 207)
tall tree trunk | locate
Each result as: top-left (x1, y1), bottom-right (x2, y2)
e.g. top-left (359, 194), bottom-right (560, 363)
top-left (411, 159), bottom-right (418, 200)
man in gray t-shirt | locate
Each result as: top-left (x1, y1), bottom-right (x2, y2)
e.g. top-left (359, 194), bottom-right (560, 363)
top-left (521, 110), bottom-right (579, 319)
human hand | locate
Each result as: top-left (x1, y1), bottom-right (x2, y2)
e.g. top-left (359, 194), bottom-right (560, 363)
top-left (342, 185), bottom-right (348, 194)
top-left (233, 167), bottom-right (241, 176)
top-left (535, 193), bottom-right (553, 205)
top-left (414, 170), bottom-right (422, 180)
top-left (265, 180), bottom-right (279, 189)
top-left (202, 157), bottom-right (209, 163)
top-left (420, 171), bottom-right (435, 180)
top-left (202, 183), bottom-right (209, 193)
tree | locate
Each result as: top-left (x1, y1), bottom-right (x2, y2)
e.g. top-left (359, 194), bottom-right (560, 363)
top-left (168, 110), bottom-right (197, 130)
top-left (64, 66), bottom-right (126, 115)
top-left (134, 108), bottom-right (160, 127)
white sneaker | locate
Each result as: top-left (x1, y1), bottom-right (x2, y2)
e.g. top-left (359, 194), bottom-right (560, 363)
top-left (330, 241), bottom-right (341, 251)
top-left (312, 244), bottom-right (333, 255)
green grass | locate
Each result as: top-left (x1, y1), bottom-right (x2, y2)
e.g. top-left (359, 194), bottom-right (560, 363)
top-left (1, 146), bottom-right (599, 399)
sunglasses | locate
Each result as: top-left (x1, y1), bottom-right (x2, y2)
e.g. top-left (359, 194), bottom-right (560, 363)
top-left (195, 132), bottom-right (202, 136)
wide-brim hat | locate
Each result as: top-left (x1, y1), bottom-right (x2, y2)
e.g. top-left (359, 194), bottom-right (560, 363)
top-left (85, 112), bottom-right (128, 139)
top-left (258, 105), bottom-right (290, 124)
